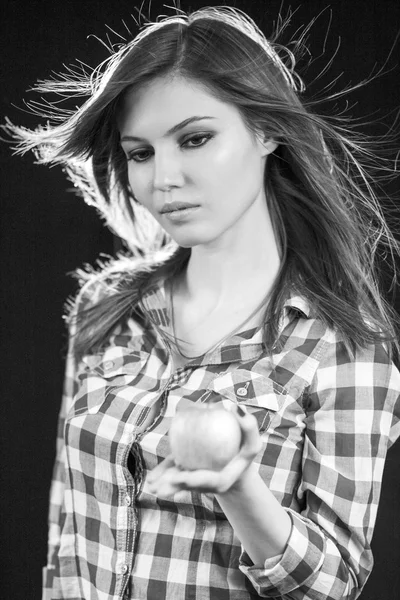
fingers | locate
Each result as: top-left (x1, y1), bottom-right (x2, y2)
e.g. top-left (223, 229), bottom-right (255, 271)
top-left (153, 475), bottom-right (183, 498)
top-left (148, 462), bottom-right (233, 496)
top-left (149, 452), bottom-right (251, 497)
top-left (147, 454), bottom-right (176, 484)
top-left (157, 467), bottom-right (221, 495)
top-left (147, 464), bottom-right (185, 496)
top-left (172, 468), bottom-right (223, 491)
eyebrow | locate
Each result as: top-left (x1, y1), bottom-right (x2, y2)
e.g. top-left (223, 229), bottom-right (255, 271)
top-left (120, 116), bottom-right (217, 143)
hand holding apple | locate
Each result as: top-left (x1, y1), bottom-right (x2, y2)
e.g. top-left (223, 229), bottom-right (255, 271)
top-left (147, 401), bottom-right (263, 497)
top-left (168, 403), bottom-right (243, 471)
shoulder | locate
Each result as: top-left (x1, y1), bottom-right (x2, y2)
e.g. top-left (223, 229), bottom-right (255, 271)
top-left (279, 297), bottom-right (398, 393)
top-left (283, 292), bottom-right (396, 366)
top-left (299, 318), bottom-right (400, 420)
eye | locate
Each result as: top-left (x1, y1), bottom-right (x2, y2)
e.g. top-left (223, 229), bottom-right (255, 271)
top-left (185, 133), bottom-right (214, 148)
top-left (126, 149), bottom-right (151, 163)
top-left (126, 133), bottom-right (214, 163)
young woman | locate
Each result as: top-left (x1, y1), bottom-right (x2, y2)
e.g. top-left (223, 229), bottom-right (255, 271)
top-left (4, 5), bottom-right (400, 600)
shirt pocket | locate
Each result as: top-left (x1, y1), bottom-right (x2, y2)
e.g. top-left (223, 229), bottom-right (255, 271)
top-left (68, 347), bottom-right (148, 419)
top-left (204, 368), bottom-right (287, 433)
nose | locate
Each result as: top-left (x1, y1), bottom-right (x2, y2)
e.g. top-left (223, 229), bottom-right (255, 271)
top-left (153, 148), bottom-right (184, 191)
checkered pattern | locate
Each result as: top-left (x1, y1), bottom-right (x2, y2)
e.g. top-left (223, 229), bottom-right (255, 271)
top-left (42, 273), bottom-right (400, 600)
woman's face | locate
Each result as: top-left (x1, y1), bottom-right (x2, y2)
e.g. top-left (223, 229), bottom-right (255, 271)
top-left (118, 76), bottom-right (277, 248)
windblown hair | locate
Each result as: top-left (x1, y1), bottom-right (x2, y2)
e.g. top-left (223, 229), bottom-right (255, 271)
top-left (3, 4), bottom-right (400, 363)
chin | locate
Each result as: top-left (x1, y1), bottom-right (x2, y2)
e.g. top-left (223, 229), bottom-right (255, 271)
top-left (169, 228), bottom-right (220, 249)
top-left (177, 239), bottom-right (219, 250)
top-left (169, 234), bottom-right (211, 248)
top-left (174, 238), bottom-right (202, 249)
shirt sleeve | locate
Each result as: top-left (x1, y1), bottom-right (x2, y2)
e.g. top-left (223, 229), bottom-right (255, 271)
top-left (41, 281), bottom-right (96, 600)
top-left (239, 337), bottom-right (400, 600)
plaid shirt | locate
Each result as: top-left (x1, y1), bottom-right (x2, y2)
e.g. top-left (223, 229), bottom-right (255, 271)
top-left (43, 272), bottom-right (400, 600)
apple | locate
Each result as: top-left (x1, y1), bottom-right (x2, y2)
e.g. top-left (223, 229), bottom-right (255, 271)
top-left (168, 402), bottom-right (243, 471)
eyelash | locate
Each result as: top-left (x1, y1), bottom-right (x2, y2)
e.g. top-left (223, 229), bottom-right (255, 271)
top-left (126, 133), bottom-right (214, 163)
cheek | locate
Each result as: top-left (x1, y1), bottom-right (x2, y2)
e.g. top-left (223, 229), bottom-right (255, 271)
top-left (127, 165), bottom-right (153, 203)
top-left (210, 137), bottom-right (260, 182)
top-left (127, 164), bottom-right (143, 192)
top-left (205, 143), bottom-right (262, 203)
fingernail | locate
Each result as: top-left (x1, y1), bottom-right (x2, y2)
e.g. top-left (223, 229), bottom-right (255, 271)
top-left (237, 405), bottom-right (247, 417)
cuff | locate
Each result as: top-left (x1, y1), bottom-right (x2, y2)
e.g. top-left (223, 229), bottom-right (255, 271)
top-left (238, 509), bottom-right (326, 596)
top-left (240, 552), bottom-right (284, 570)
top-left (42, 565), bottom-right (56, 600)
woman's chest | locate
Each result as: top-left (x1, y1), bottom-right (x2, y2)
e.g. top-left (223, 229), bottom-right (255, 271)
top-left (65, 347), bottom-right (306, 462)
top-left (64, 352), bottom-right (307, 512)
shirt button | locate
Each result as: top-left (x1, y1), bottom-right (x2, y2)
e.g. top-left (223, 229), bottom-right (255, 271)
top-left (103, 360), bottom-right (114, 370)
top-left (119, 564), bottom-right (129, 575)
top-left (124, 495), bottom-right (131, 506)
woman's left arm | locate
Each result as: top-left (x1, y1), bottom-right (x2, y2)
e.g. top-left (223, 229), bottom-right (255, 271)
top-left (221, 340), bottom-right (400, 600)
top-left (214, 460), bottom-right (292, 562)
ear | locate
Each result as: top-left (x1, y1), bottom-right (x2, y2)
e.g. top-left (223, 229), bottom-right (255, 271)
top-left (258, 136), bottom-right (278, 157)
top-left (254, 130), bottom-right (278, 156)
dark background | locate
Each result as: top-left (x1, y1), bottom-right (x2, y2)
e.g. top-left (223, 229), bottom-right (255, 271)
top-left (1, 1), bottom-right (399, 598)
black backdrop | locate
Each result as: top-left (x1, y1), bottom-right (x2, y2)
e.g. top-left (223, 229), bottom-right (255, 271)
top-left (1, 1), bottom-right (399, 599)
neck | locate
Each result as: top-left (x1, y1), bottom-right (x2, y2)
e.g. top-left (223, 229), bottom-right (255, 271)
top-left (179, 198), bottom-right (281, 310)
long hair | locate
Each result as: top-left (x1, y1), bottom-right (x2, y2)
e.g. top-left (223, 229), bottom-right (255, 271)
top-left (3, 5), bottom-right (400, 363)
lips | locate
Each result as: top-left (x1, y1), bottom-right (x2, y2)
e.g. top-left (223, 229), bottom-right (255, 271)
top-left (160, 203), bottom-right (199, 214)
top-left (163, 206), bottom-right (200, 221)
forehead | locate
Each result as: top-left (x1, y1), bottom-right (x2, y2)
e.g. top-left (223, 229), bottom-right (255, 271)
top-left (117, 76), bottom-right (238, 134)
